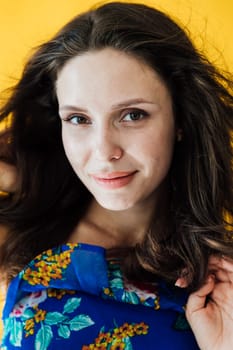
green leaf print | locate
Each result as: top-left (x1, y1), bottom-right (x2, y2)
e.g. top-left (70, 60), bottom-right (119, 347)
top-left (2, 317), bottom-right (13, 339)
top-left (22, 308), bottom-right (35, 320)
top-left (9, 318), bottom-right (23, 347)
top-left (45, 312), bottom-right (66, 325)
top-left (69, 315), bottom-right (94, 331)
top-left (58, 324), bottom-right (71, 339)
top-left (35, 324), bottom-right (53, 350)
top-left (123, 337), bottom-right (133, 350)
top-left (122, 291), bottom-right (140, 304)
top-left (111, 277), bottom-right (124, 289)
top-left (112, 270), bottom-right (122, 278)
top-left (173, 312), bottom-right (191, 331)
top-left (100, 325), bottom-right (105, 333)
top-left (63, 297), bottom-right (81, 314)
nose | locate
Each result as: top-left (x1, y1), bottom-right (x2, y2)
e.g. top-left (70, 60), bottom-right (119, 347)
top-left (93, 126), bottom-right (123, 161)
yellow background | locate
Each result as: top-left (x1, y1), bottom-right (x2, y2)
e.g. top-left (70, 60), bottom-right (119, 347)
top-left (0, 0), bottom-right (233, 93)
top-left (0, 0), bottom-right (232, 338)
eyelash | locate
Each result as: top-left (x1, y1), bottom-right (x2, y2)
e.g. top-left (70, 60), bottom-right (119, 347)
top-left (121, 109), bottom-right (149, 122)
top-left (64, 115), bottom-right (90, 125)
top-left (63, 109), bottom-right (149, 125)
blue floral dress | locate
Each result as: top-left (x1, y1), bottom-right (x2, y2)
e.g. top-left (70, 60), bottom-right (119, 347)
top-left (1, 243), bottom-right (199, 349)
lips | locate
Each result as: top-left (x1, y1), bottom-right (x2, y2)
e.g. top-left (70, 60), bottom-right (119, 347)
top-left (91, 171), bottom-right (137, 189)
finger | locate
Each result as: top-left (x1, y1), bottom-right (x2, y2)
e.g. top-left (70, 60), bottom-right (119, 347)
top-left (0, 161), bottom-right (17, 193)
top-left (208, 255), bottom-right (222, 264)
top-left (175, 268), bottom-right (189, 288)
top-left (208, 256), bottom-right (233, 275)
top-left (210, 279), bottom-right (233, 307)
top-left (186, 275), bottom-right (215, 318)
top-left (208, 255), bottom-right (223, 269)
top-left (221, 257), bottom-right (233, 273)
top-left (175, 277), bottom-right (188, 288)
top-left (212, 269), bottom-right (233, 284)
top-left (208, 258), bottom-right (233, 284)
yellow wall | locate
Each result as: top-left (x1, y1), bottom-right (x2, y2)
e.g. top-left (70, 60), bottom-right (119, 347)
top-left (0, 0), bottom-right (233, 93)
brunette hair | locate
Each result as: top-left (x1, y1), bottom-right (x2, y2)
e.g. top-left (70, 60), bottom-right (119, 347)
top-left (0, 1), bottom-right (233, 290)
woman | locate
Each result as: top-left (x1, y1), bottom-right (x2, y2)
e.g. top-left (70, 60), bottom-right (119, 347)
top-left (0, 2), bottom-right (233, 349)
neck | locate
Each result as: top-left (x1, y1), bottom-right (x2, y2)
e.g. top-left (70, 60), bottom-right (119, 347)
top-left (68, 182), bottom-right (169, 248)
top-left (86, 200), bottom-right (153, 245)
top-left (84, 185), bottom-right (168, 248)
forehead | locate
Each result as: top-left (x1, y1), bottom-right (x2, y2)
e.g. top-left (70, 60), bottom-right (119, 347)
top-left (56, 48), bottom-right (171, 107)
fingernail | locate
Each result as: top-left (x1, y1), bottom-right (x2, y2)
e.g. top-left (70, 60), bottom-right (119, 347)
top-left (175, 279), bottom-right (187, 288)
top-left (175, 280), bottom-right (182, 287)
top-left (207, 274), bottom-right (215, 282)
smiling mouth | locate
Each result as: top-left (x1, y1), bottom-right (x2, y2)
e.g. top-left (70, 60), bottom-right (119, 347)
top-left (91, 171), bottom-right (137, 189)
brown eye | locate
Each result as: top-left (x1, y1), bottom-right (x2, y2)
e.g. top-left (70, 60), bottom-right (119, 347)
top-left (68, 115), bottom-right (90, 124)
top-left (122, 110), bottom-right (148, 122)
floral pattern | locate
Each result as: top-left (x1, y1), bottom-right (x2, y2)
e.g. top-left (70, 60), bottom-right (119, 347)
top-left (82, 321), bottom-right (149, 349)
top-left (3, 292), bottom-right (94, 349)
top-left (103, 260), bottom-right (160, 310)
top-left (23, 245), bottom-right (77, 287)
top-left (1, 243), bottom-right (199, 349)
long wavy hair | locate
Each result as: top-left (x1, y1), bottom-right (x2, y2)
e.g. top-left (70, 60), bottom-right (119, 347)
top-left (0, 1), bottom-right (233, 290)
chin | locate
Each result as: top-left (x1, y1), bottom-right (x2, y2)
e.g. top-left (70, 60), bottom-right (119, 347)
top-left (97, 198), bottom-right (135, 211)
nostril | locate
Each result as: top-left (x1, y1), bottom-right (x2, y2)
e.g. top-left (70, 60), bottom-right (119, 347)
top-left (94, 142), bottom-right (123, 162)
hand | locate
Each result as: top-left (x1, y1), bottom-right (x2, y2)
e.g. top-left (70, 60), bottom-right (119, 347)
top-left (185, 256), bottom-right (233, 350)
top-left (0, 160), bottom-right (17, 194)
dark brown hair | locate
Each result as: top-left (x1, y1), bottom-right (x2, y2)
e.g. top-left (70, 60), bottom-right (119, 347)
top-left (1, 1), bottom-right (233, 290)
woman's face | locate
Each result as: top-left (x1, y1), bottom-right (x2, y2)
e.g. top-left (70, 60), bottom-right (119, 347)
top-left (56, 48), bottom-right (175, 211)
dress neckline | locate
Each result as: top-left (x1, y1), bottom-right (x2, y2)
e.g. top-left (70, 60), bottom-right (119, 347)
top-left (3, 242), bottom-right (188, 319)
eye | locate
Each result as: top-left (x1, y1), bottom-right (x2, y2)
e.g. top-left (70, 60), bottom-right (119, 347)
top-left (122, 110), bottom-right (148, 122)
top-left (66, 115), bottom-right (91, 125)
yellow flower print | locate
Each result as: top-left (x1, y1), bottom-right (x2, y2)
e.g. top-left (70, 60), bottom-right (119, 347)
top-left (23, 308), bottom-right (47, 338)
top-left (56, 252), bottom-right (71, 269)
top-left (38, 274), bottom-right (51, 287)
top-left (47, 266), bottom-right (63, 280)
top-left (133, 322), bottom-right (149, 335)
top-left (47, 288), bottom-right (76, 300)
top-left (23, 246), bottom-right (75, 286)
top-left (24, 268), bottom-right (42, 285)
top-left (118, 323), bottom-right (134, 338)
top-left (95, 331), bottom-right (112, 345)
top-left (103, 288), bottom-right (114, 297)
top-left (111, 342), bottom-right (126, 350)
top-left (24, 318), bottom-right (35, 338)
top-left (83, 321), bottom-right (149, 349)
top-left (25, 328), bottom-right (34, 337)
top-left (25, 318), bottom-right (35, 331)
top-left (35, 260), bottom-right (51, 270)
top-left (154, 298), bottom-right (160, 310)
top-left (82, 346), bottom-right (94, 350)
top-left (46, 249), bottom-right (53, 257)
top-left (34, 253), bottom-right (42, 261)
top-left (34, 309), bottom-right (46, 323)
top-left (66, 243), bottom-right (79, 249)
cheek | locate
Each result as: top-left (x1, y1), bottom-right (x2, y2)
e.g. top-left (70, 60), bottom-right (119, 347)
top-left (129, 129), bottom-right (175, 169)
top-left (129, 132), bottom-right (174, 161)
top-left (62, 130), bottom-right (87, 170)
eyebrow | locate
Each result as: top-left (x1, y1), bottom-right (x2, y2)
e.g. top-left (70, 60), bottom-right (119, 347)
top-left (59, 98), bottom-right (157, 112)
